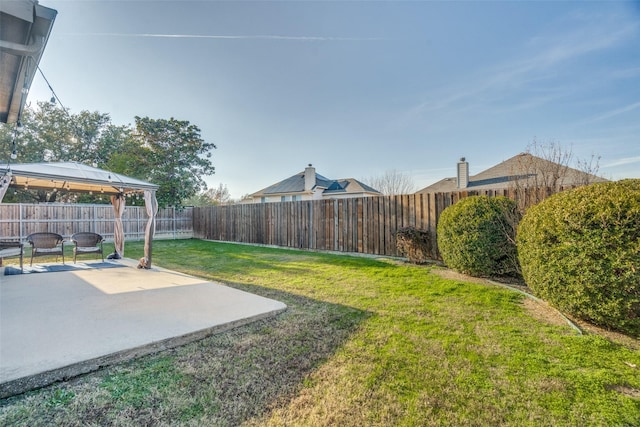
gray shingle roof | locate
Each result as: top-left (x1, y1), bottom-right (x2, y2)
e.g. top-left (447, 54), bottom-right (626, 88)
top-left (323, 178), bottom-right (380, 194)
top-left (416, 153), bottom-right (607, 193)
top-left (255, 171), bottom-right (332, 195)
top-left (250, 170), bottom-right (381, 197)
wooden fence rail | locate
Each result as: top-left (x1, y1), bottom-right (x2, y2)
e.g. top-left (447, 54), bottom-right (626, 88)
top-left (0, 203), bottom-right (193, 241)
top-left (193, 188), bottom-right (562, 258)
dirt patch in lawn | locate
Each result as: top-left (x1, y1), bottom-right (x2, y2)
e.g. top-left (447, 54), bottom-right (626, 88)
top-left (520, 298), bottom-right (573, 329)
top-left (431, 268), bottom-right (640, 350)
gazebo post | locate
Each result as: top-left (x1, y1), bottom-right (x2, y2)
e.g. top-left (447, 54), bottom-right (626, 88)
top-left (138, 189), bottom-right (158, 269)
top-left (109, 193), bottom-right (126, 259)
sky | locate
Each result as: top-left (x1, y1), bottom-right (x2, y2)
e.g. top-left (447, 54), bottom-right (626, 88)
top-left (23, 0), bottom-right (640, 199)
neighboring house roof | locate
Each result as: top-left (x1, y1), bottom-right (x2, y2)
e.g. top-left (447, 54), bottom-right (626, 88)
top-left (417, 153), bottom-right (607, 193)
top-left (257, 171), bottom-right (333, 195)
top-left (249, 165), bottom-right (381, 198)
top-left (0, 0), bottom-right (57, 124)
top-left (324, 179), bottom-right (380, 194)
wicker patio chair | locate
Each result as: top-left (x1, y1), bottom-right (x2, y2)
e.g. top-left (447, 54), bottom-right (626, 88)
top-left (71, 232), bottom-right (104, 263)
top-left (26, 232), bottom-right (65, 266)
top-left (0, 241), bottom-right (24, 272)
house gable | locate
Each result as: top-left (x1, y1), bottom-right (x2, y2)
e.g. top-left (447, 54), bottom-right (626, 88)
top-left (416, 153), bottom-right (607, 194)
top-left (255, 171), bottom-right (332, 196)
top-left (247, 165), bottom-right (381, 203)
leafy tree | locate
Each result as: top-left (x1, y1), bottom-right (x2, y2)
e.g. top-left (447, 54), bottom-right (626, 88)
top-left (207, 183), bottom-right (231, 205)
top-left (183, 192), bottom-right (213, 207)
top-left (2, 104), bottom-right (216, 207)
top-left (2, 104), bottom-right (121, 202)
top-left (68, 110), bottom-right (124, 165)
top-left (22, 102), bottom-right (74, 162)
top-left (1, 102), bottom-right (127, 165)
top-left (128, 116), bottom-right (216, 208)
top-left (106, 135), bottom-right (151, 185)
top-left (185, 184), bottom-right (231, 207)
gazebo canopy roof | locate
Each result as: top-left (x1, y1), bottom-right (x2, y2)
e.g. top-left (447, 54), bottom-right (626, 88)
top-left (1, 162), bottom-right (158, 195)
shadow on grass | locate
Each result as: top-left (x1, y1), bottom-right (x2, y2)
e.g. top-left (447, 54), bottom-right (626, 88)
top-left (0, 279), bottom-right (372, 427)
top-left (171, 280), bottom-right (373, 425)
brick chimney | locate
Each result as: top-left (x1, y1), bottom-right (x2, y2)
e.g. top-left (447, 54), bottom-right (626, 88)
top-left (304, 164), bottom-right (315, 191)
top-left (457, 157), bottom-right (469, 189)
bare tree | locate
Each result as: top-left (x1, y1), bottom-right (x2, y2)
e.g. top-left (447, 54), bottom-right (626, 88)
top-left (363, 169), bottom-right (416, 195)
top-left (510, 139), bottom-right (602, 210)
top-left (575, 153), bottom-right (601, 186)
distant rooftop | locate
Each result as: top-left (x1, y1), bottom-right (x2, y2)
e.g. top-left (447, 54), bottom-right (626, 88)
top-left (249, 165), bottom-right (380, 199)
top-left (417, 153), bottom-right (607, 193)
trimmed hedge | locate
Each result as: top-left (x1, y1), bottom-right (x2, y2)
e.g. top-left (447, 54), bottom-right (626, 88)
top-left (517, 179), bottom-right (640, 337)
top-left (437, 196), bottom-right (520, 277)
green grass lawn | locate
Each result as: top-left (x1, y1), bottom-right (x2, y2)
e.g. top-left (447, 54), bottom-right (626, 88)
top-left (1, 239), bottom-right (639, 426)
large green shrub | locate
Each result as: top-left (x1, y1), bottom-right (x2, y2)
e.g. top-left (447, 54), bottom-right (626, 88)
top-left (517, 179), bottom-right (640, 337)
top-left (437, 196), bottom-right (520, 277)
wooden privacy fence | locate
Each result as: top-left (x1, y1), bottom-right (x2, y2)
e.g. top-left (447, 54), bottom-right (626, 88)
top-left (193, 187), bottom-right (564, 258)
top-left (0, 203), bottom-right (193, 241)
top-left (192, 193), bottom-right (454, 257)
top-left (194, 195), bottom-right (433, 257)
top-left (1, 186), bottom-right (571, 256)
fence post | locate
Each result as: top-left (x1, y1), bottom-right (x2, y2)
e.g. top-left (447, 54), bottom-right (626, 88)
top-left (173, 207), bottom-right (177, 239)
top-left (333, 200), bottom-right (339, 251)
top-left (20, 203), bottom-right (24, 240)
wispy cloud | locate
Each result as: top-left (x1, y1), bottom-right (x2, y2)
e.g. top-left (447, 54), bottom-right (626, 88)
top-left (590, 101), bottom-right (640, 122)
top-left (62, 32), bottom-right (386, 41)
top-left (523, 21), bottom-right (637, 70)
top-left (405, 13), bottom-right (639, 120)
top-left (603, 155), bottom-right (640, 168)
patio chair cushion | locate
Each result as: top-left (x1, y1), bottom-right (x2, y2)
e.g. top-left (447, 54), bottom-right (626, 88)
top-left (0, 246), bottom-right (22, 257)
top-left (32, 247), bottom-right (62, 254)
top-left (76, 246), bottom-right (102, 253)
top-left (71, 232), bottom-right (104, 262)
top-left (26, 233), bottom-right (65, 265)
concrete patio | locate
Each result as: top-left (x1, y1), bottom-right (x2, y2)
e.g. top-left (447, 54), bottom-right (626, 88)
top-left (0, 258), bottom-right (287, 398)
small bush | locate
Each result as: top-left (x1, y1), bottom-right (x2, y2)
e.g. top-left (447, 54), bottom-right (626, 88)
top-left (395, 226), bottom-right (433, 263)
top-left (437, 196), bottom-right (520, 277)
top-left (517, 179), bottom-right (640, 337)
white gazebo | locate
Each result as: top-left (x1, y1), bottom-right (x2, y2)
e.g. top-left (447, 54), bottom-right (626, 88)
top-left (0, 161), bottom-right (159, 268)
